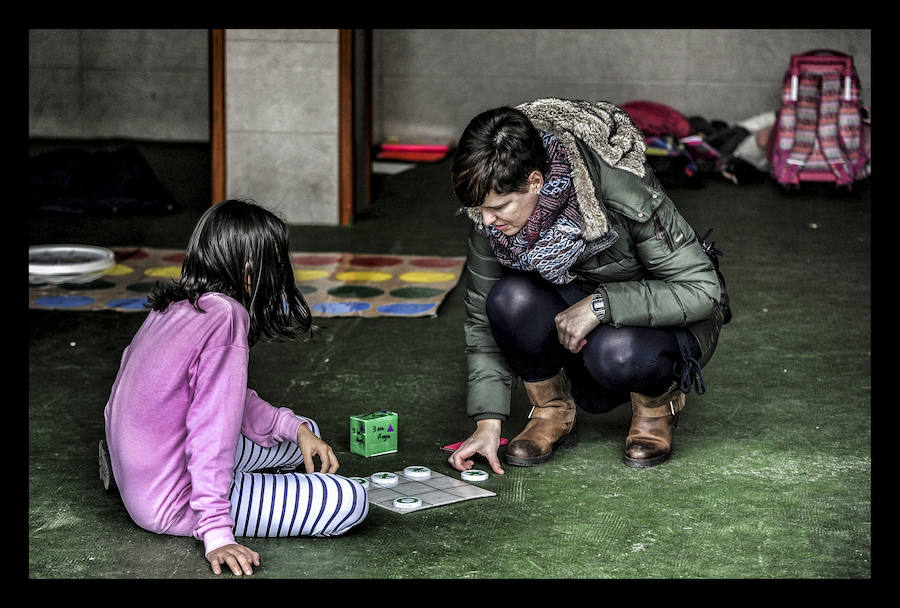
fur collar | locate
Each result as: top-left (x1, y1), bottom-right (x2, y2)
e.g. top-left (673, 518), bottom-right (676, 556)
top-left (466, 98), bottom-right (646, 242)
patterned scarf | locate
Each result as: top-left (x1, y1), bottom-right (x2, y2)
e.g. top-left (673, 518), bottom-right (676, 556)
top-left (482, 132), bottom-right (586, 284)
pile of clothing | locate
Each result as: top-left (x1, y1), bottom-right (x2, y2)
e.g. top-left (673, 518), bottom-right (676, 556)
top-left (621, 100), bottom-right (775, 188)
top-left (29, 144), bottom-right (180, 215)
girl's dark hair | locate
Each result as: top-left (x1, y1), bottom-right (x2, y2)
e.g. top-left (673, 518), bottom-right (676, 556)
top-left (147, 199), bottom-right (316, 345)
top-left (450, 106), bottom-right (548, 207)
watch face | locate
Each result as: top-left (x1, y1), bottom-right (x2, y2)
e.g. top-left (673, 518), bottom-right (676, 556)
top-left (590, 296), bottom-right (604, 319)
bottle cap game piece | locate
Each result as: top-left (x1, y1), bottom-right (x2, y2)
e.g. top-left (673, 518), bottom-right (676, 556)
top-left (349, 477), bottom-right (369, 488)
top-left (403, 465), bottom-right (432, 480)
top-left (370, 472), bottom-right (399, 486)
top-left (393, 496), bottom-right (422, 510)
top-left (461, 469), bottom-right (489, 482)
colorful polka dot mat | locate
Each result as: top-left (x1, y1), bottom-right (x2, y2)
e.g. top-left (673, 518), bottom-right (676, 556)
top-left (28, 247), bottom-right (466, 318)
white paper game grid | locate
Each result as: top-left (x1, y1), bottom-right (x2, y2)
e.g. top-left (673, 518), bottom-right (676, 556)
top-left (366, 469), bottom-right (496, 513)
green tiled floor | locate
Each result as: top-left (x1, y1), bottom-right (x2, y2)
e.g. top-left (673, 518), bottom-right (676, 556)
top-left (28, 152), bottom-right (871, 579)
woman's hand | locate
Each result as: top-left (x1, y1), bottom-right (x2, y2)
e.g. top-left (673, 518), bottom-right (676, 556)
top-left (297, 423), bottom-right (340, 474)
top-left (206, 543), bottom-right (260, 576)
top-left (448, 418), bottom-right (505, 475)
top-left (554, 295), bottom-right (601, 353)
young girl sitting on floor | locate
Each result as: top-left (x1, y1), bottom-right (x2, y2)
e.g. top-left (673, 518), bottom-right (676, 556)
top-left (102, 199), bottom-right (368, 576)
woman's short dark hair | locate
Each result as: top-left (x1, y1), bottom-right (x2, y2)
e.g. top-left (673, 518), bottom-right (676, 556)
top-left (147, 199), bottom-right (315, 345)
top-left (450, 106), bottom-right (548, 207)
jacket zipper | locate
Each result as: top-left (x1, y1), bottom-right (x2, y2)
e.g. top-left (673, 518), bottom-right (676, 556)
top-left (654, 215), bottom-right (676, 252)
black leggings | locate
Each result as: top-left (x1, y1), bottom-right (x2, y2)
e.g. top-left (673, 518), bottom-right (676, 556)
top-left (486, 272), bottom-right (701, 413)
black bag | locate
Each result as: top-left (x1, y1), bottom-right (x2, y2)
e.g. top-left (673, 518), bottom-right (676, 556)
top-left (30, 145), bottom-right (180, 215)
top-left (699, 227), bottom-right (731, 326)
top-left (673, 227), bottom-right (732, 396)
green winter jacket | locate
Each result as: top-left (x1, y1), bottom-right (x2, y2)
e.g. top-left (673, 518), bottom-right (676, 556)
top-left (463, 99), bottom-right (726, 421)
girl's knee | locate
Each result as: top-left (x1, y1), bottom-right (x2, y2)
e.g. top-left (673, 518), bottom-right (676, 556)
top-left (321, 475), bottom-right (369, 536)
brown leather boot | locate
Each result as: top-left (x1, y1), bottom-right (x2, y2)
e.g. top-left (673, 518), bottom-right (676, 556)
top-left (623, 383), bottom-right (685, 468)
top-left (505, 372), bottom-right (577, 466)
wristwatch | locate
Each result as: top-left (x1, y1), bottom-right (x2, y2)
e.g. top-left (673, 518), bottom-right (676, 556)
top-left (590, 293), bottom-right (606, 322)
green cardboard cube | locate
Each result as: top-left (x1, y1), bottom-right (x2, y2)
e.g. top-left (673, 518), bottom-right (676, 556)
top-left (350, 410), bottom-right (398, 457)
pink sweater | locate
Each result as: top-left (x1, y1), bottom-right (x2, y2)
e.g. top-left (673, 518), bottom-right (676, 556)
top-left (104, 292), bottom-right (307, 555)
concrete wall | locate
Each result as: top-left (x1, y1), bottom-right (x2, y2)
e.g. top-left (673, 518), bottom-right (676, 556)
top-left (224, 29), bottom-right (339, 225)
top-left (28, 28), bottom-right (340, 225)
top-left (372, 29), bottom-right (872, 143)
top-left (29, 29), bottom-right (209, 141)
top-left (29, 28), bottom-right (872, 224)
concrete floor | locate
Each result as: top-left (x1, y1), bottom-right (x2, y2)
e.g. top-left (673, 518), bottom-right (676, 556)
top-left (27, 147), bottom-right (871, 580)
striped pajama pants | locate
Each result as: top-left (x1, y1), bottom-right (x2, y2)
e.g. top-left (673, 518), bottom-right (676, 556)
top-left (229, 418), bottom-right (368, 538)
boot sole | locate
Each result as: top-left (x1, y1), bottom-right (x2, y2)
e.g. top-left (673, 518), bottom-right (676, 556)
top-left (622, 451), bottom-right (671, 469)
top-left (504, 431), bottom-right (578, 467)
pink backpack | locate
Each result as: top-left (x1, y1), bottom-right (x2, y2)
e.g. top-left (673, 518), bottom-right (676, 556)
top-left (768, 49), bottom-right (870, 189)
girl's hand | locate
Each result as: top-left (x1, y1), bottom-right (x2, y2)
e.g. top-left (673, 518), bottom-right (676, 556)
top-left (297, 423), bottom-right (339, 474)
top-left (448, 418), bottom-right (505, 475)
top-left (554, 295), bottom-right (601, 353)
top-left (206, 543), bottom-right (260, 576)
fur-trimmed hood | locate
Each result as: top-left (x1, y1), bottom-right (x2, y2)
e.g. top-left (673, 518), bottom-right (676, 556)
top-left (466, 98), bottom-right (646, 242)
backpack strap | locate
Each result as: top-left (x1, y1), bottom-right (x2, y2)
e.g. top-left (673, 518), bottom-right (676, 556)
top-left (818, 72), bottom-right (853, 185)
top-left (837, 67), bottom-right (865, 179)
top-left (781, 71), bottom-right (821, 184)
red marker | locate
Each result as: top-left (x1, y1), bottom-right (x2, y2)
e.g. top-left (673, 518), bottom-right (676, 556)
top-left (440, 438), bottom-right (508, 453)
